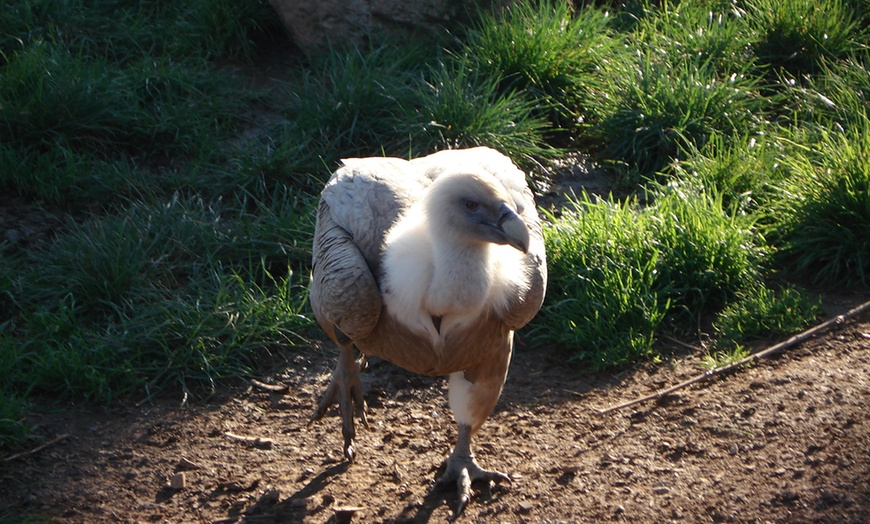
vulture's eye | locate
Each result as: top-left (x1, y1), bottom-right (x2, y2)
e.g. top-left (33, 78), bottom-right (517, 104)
top-left (465, 200), bottom-right (479, 211)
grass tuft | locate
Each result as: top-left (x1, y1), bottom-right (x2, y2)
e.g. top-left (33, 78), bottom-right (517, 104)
top-left (533, 195), bottom-right (665, 369)
top-left (590, 49), bottom-right (766, 180)
top-left (748, 0), bottom-right (866, 77)
top-left (769, 118), bottom-right (870, 285)
top-left (462, 0), bottom-right (615, 130)
top-left (713, 285), bottom-right (821, 348)
top-left (394, 55), bottom-right (557, 167)
top-left (533, 180), bottom-right (767, 368)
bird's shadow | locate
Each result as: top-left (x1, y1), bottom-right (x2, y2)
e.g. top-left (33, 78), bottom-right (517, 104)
top-left (394, 469), bottom-right (510, 523)
top-left (231, 462), bottom-right (350, 523)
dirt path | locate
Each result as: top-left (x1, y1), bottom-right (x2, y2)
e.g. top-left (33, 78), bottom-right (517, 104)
top-left (2, 303), bottom-right (869, 523)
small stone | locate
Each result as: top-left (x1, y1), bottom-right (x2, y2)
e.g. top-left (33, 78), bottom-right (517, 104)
top-left (333, 506), bottom-right (364, 524)
top-left (170, 472), bottom-right (186, 490)
top-left (518, 500), bottom-right (534, 513)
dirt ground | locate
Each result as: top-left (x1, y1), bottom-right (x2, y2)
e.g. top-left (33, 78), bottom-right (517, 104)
top-left (2, 291), bottom-right (868, 523)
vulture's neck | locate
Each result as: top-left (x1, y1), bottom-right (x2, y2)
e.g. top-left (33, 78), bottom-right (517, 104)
top-left (425, 239), bottom-right (493, 318)
top-left (381, 209), bottom-right (512, 346)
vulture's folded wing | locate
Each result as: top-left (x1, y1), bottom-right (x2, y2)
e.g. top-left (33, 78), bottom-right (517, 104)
top-left (310, 157), bottom-right (428, 343)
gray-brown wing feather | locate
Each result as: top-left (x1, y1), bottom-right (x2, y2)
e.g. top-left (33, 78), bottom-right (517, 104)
top-left (310, 199), bottom-right (382, 343)
top-left (310, 157), bottom-right (428, 343)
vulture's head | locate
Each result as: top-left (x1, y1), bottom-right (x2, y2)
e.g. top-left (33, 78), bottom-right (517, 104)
top-left (423, 170), bottom-right (530, 254)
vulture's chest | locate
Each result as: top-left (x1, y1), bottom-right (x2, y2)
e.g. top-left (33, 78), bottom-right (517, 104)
top-left (356, 307), bottom-right (512, 377)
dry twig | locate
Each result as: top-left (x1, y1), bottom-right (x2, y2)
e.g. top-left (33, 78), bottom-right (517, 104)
top-left (2, 433), bottom-right (71, 463)
top-left (598, 299), bottom-right (870, 414)
top-left (225, 431), bottom-right (274, 450)
top-left (250, 378), bottom-right (289, 393)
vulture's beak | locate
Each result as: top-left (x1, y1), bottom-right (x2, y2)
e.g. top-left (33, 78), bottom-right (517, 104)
top-left (495, 202), bottom-right (530, 254)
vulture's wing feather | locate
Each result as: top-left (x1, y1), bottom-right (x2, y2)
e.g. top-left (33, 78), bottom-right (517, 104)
top-left (310, 157), bottom-right (428, 343)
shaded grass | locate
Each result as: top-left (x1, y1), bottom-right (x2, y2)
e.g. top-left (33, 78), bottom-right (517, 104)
top-left (0, 0), bottom-right (276, 63)
top-left (2, 192), bottom-right (314, 403)
top-left (0, 41), bottom-right (263, 205)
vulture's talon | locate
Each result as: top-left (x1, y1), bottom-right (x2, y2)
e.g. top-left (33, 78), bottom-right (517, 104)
top-left (357, 355), bottom-right (369, 373)
top-left (455, 467), bottom-right (471, 517)
top-left (310, 346), bottom-right (367, 463)
top-left (436, 454), bottom-right (510, 516)
top-left (344, 440), bottom-right (356, 463)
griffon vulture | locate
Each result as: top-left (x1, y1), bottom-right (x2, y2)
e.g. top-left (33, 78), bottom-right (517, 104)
top-left (309, 147), bottom-right (547, 513)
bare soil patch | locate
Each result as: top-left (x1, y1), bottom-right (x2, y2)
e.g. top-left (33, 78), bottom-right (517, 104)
top-left (2, 295), bottom-right (868, 523)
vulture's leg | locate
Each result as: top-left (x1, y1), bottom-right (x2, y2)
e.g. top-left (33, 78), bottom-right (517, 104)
top-left (310, 343), bottom-right (368, 462)
top-left (437, 370), bottom-right (511, 515)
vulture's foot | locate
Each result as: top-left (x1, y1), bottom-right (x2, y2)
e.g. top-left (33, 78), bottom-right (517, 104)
top-left (436, 453), bottom-right (511, 517)
top-left (310, 346), bottom-right (368, 462)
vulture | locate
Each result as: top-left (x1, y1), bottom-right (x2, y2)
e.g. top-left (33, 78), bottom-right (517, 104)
top-left (309, 147), bottom-right (547, 513)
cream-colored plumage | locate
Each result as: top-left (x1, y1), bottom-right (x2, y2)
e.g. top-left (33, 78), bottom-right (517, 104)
top-left (309, 147), bottom-right (546, 514)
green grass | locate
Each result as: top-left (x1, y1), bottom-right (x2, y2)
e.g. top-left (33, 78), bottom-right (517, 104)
top-left (649, 181), bottom-right (768, 325)
top-left (533, 195), bottom-right (666, 368)
top-left (394, 55), bottom-right (556, 168)
top-left (0, 0), bottom-right (276, 63)
top-left (0, 41), bottom-right (263, 205)
top-left (461, 0), bottom-right (615, 130)
top-left (2, 192), bottom-right (313, 403)
top-left (589, 49), bottom-right (767, 180)
top-left (747, 0), bottom-right (866, 77)
top-left (286, 43), bottom-right (428, 162)
top-left (672, 132), bottom-right (789, 212)
top-left (769, 117), bottom-right (870, 285)
top-left (713, 285), bottom-right (821, 348)
top-left (533, 180), bottom-right (768, 369)
top-left (2, 0), bottom-right (869, 448)
top-left (630, 0), bottom-right (755, 74)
